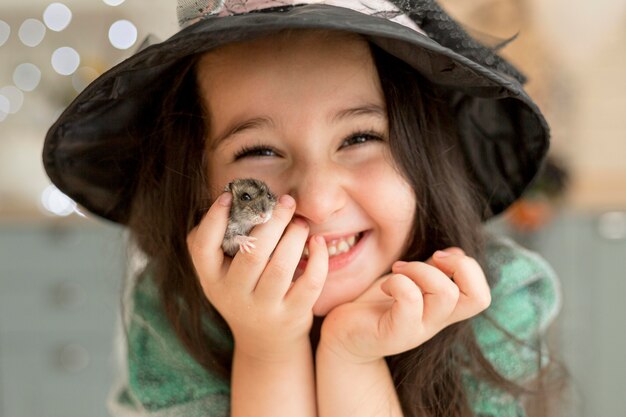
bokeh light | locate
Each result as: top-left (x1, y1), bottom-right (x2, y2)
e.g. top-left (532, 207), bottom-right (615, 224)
top-left (103, 0), bottom-right (126, 6)
top-left (18, 18), bottom-right (46, 47)
top-left (51, 46), bottom-right (80, 75)
top-left (108, 19), bottom-right (137, 50)
top-left (13, 63), bottom-right (42, 92)
top-left (0, 20), bottom-right (10, 47)
top-left (43, 2), bottom-right (73, 32)
top-left (40, 184), bottom-right (77, 217)
top-left (0, 94), bottom-right (9, 122)
top-left (0, 86), bottom-right (24, 114)
top-left (598, 212), bottom-right (626, 240)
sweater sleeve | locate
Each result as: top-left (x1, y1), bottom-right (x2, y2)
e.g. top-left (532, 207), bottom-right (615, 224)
top-left (108, 271), bottom-right (232, 417)
top-left (464, 237), bottom-right (562, 417)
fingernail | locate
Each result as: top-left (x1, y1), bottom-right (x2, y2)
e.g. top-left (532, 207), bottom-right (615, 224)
top-left (218, 192), bottom-right (232, 206)
top-left (279, 194), bottom-right (295, 208)
top-left (393, 261), bottom-right (407, 268)
top-left (434, 250), bottom-right (451, 258)
top-left (314, 235), bottom-right (325, 246)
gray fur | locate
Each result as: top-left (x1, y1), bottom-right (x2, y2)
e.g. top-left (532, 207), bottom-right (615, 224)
top-left (222, 178), bottom-right (277, 256)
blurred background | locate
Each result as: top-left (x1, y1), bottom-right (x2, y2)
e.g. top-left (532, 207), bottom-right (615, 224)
top-left (0, 0), bottom-right (624, 416)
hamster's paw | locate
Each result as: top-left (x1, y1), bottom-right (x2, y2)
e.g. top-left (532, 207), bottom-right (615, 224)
top-left (235, 235), bottom-right (257, 254)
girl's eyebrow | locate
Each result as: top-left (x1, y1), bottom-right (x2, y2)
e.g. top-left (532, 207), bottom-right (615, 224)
top-left (331, 104), bottom-right (387, 122)
top-left (211, 116), bottom-right (274, 149)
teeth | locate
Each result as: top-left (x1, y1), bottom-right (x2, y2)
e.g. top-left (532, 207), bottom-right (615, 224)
top-left (337, 240), bottom-right (350, 253)
top-left (302, 233), bottom-right (361, 260)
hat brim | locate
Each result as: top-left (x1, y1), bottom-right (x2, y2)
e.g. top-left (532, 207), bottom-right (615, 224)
top-left (43, 4), bottom-right (549, 223)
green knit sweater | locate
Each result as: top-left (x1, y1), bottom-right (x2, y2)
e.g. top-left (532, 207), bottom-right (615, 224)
top-left (108, 237), bottom-right (560, 417)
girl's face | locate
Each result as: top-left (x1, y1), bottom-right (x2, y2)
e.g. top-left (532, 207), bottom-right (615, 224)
top-left (198, 31), bottom-right (416, 315)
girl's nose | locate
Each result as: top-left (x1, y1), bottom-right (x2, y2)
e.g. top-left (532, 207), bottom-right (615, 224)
top-left (289, 166), bottom-right (347, 225)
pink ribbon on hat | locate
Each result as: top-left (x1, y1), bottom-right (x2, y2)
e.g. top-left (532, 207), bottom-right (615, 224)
top-left (177, 0), bottom-right (424, 34)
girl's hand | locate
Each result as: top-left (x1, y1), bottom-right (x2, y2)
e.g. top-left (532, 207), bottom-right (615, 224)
top-left (187, 192), bottom-right (328, 361)
top-left (319, 248), bottom-right (491, 363)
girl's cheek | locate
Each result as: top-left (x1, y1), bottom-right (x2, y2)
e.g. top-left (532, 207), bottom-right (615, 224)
top-left (358, 159), bottom-right (415, 217)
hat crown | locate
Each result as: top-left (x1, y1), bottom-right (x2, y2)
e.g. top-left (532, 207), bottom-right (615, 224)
top-left (176, 0), bottom-right (423, 32)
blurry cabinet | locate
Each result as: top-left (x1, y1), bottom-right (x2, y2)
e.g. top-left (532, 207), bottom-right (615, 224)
top-left (0, 222), bottom-right (126, 417)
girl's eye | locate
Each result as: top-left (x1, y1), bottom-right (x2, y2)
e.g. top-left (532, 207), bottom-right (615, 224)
top-left (340, 132), bottom-right (384, 148)
top-left (233, 145), bottom-right (278, 160)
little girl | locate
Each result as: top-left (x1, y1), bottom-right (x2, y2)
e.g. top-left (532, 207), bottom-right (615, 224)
top-left (43, 0), bottom-right (561, 416)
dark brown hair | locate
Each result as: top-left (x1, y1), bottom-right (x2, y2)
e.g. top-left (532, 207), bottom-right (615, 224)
top-left (371, 44), bottom-right (525, 417)
top-left (127, 33), bottom-right (559, 417)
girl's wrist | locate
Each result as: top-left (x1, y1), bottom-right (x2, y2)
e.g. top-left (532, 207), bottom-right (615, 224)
top-left (316, 343), bottom-right (403, 417)
top-left (235, 334), bottom-right (313, 363)
top-left (316, 336), bottom-right (382, 366)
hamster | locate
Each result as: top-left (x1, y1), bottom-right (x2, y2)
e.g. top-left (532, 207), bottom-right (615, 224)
top-left (221, 178), bottom-right (277, 257)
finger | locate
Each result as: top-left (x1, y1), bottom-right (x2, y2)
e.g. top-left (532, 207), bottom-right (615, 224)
top-left (254, 217), bottom-right (310, 300)
top-left (186, 192), bottom-right (232, 281)
top-left (227, 194), bottom-right (296, 293)
top-left (431, 251), bottom-right (491, 323)
top-left (286, 235), bottom-right (328, 310)
top-left (424, 246), bottom-right (465, 268)
top-left (391, 261), bottom-right (459, 326)
top-left (352, 275), bottom-right (390, 302)
top-left (379, 274), bottom-right (424, 338)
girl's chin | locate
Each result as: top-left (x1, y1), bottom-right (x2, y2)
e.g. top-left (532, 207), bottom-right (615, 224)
top-left (310, 281), bottom-right (365, 317)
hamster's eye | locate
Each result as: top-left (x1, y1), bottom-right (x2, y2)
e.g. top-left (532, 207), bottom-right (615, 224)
top-left (241, 193), bottom-right (251, 201)
top-left (267, 193), bottom-right (273, 200)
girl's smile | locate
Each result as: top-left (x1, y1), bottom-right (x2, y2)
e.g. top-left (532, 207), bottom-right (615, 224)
top-left (298, 231), bottom-right (367, 272)
top-left (198, 30), bottom-right (416, 315)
